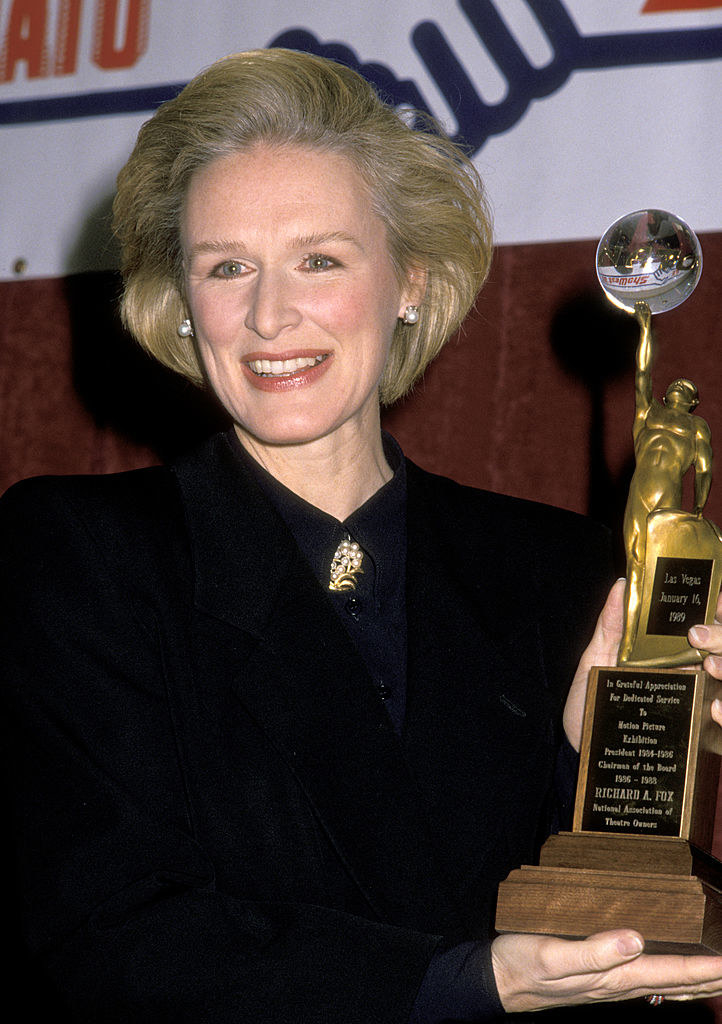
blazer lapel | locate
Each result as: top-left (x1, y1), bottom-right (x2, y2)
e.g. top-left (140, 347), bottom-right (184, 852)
top-left (173, 435), bottom-right (465, 937)
top-left (404, 459), bottom-right (550, 745)
top-left (402, 463), bottom-right (555, 928)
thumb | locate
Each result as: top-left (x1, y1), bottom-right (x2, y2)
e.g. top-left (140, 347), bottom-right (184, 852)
top-left (584, 578), bottom-right (626, 669)
top-left (564, 579), bottom-right (626, 750)
top-left (576, 930), bottom-right (645, 975)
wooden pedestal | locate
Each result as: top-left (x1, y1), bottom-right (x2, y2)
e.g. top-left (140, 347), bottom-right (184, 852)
top-left (496, 833), bottom-right (722, 954)
top-left (496, 663), bottom-right (722, 953)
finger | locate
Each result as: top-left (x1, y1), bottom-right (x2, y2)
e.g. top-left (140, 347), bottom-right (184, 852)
top-left (688, 623), bottom-right (722, 655)
top-left (543, 941), bottom-right (722, 1005)
top-left (688, 624), bottom-right (722, 680)
top-left (590, 579), bottom-right (626, 665)
top-left (492, 932), bottom-right (722, 1013)
top-left (712, 698), bottom-right (722, 728)
top-left (571, 580), bottom-right (625, 688)
top-left (564, 581), bottom-right (625, 750)
top-left (537, 933), bottom-right (722, 996)
top-left (538, 930), bottom-right (644, 981)
top-left (618, 951), bottom-right (722, 999)
top-left (492, 931), bottom-right (646, 1012)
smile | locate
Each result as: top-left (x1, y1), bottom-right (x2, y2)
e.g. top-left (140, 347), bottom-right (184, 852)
top-left (247, 354), bottom-right (328, 378)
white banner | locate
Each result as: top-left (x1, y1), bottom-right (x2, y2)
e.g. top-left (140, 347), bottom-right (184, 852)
top-left (2, 0), bottom-right (721, 280)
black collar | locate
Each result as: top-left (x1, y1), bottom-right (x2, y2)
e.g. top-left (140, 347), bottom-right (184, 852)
top-left (226, 430), bottom-right (406, 608)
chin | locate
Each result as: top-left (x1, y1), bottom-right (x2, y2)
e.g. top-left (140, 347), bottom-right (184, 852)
top-left (235, 417), bottom-right (340, 449)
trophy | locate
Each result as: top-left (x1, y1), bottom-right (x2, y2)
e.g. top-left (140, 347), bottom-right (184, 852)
top-left (496, 210), bottom-right (722, 953)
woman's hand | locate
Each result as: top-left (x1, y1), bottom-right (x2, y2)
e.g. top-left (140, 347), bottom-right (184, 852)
top-left (690, 589), bottom-right (722, 730)
top-left (491, 929), bottom-right (722, 1012)
top-left (563, 583), bottom-right (722, 751)
top-left (563, 579), bottom-right (625, 751)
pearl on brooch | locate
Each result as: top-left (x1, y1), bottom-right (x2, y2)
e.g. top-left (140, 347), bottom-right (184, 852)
top-left (329, 538), bottom-right (364, 591)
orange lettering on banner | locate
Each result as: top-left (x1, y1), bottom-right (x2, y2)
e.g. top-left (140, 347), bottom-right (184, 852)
top-left (0, 0), bottom-right (49, 82)
top-left (642, 1), bottom-right (722, 10)
top-left (93, 0), bottom-right (149, 70)
top-left (54, 0), bottom-right (82, 75)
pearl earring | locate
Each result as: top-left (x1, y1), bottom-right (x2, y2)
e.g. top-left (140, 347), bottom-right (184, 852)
top-left (177, 319), bottom-right (194, 338)
top-left (402, 305), bottom-right (419, 325)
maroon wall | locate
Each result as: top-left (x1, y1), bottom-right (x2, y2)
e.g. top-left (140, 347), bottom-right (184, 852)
top-left (3, 238), bottom-right (722, 1019)
top-left (4, 235), bottom-right (722, 538)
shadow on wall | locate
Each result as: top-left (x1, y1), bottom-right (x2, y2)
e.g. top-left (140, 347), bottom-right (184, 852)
top-left (65, 270), bottom-right (230, 462)
top-left (63, 191), bottom-right (121, 277)
top-left (550, 288), bottom-right (637, 571)
top-left (62, 190), bottom-right (229, 462)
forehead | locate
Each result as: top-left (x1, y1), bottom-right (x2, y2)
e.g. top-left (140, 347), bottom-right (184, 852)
top-left (181, 143), bottom-right (386, 249)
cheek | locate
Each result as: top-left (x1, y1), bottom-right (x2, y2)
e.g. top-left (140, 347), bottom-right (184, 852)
top-left (309, 286), bottom-right (364, 328)
top-left (319, 279), bottom-right (400, 342)
top-left (191, 293), bottom-right (241, 372)
top-left (192, 290), bottom-right (234, 337)
top-left (194, 333), bottom-right (240, 402)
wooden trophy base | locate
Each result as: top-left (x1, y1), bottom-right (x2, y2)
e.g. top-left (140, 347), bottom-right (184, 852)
top-left (496, 832), bottom-right (722, 953)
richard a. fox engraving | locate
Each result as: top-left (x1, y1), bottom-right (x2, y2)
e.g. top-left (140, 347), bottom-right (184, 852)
top-left (579, 670), bottom-right (690, 837)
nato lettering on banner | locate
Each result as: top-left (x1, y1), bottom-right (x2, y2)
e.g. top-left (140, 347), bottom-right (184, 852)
top-left (2, 0), bottom-right (722, 279)
top-left (1, 0), bottom-right (721, 153)
top-left (0, 0), bottom-right (149, 81)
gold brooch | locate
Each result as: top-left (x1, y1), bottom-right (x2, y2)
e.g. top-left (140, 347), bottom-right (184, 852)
top-left (329, 538), bottom-right (364, 591)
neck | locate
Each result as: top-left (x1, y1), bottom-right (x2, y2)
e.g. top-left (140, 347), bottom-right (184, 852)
top-left (234, 423), bottom-right (393, 521)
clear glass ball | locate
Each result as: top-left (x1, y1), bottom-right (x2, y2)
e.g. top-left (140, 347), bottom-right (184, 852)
top-left (596, 209), bottom-right (702, 314)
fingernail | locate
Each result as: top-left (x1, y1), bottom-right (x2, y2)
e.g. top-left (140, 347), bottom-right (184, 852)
top-left (617, 934), bottom-right (644, 957)
top-left (690, 625), bottom-right (710, 646)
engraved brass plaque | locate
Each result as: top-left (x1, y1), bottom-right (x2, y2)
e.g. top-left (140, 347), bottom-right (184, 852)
top-left (576, 669), bottom-right (699, 838)
top-left (628, 511), bottom-right (722, 666)
top-left (646, 557), bottom-right (712, 637)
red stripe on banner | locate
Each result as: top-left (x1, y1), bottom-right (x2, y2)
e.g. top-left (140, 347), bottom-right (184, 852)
top-left (642, 1), bottom-right (722, 10)
top-left (0, 0), bottom-right (50, 82)
top-left (54, 0), bottom-right (82, 76)
top-left (92, 0), bottom-right (150, 70)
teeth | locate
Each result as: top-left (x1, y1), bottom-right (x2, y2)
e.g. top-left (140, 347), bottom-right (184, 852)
top-left (248, 354), bottom-right (326, 377)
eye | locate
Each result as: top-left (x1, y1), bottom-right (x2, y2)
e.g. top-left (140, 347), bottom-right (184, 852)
top-left (303, 253), bottom-right (336, 272)
top-left (213, 260), bottom-right (246, 278)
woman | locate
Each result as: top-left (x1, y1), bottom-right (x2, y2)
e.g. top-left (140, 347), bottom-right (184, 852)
top-left (3, 49), bottom-right (722, 1022)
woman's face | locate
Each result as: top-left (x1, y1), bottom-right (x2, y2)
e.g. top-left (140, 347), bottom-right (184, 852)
top-left (181, 143), bottom-right (420, 453)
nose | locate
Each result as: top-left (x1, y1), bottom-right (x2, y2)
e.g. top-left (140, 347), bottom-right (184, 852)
top-left (244, 270), bottom-right (301, 339)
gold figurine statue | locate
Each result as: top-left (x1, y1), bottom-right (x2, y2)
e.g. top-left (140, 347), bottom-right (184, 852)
top-left (620, 301), bottom-right (722, 665)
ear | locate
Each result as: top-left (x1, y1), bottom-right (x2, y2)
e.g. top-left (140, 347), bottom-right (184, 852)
top-left (398, 265), bottom-right (427, 316)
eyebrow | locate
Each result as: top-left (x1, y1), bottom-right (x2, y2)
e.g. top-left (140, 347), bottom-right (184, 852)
top-left (292, 231), bottom-right (364, 251)
top-left (186, 231), bottom-right (365, 264)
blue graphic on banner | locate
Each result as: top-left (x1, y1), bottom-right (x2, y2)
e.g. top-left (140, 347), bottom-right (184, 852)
top-left (2, 0), bottom-right (721, 155)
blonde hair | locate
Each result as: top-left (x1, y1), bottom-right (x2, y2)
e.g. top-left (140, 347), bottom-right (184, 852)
top-left (113, 48), bottom-right (493, 405)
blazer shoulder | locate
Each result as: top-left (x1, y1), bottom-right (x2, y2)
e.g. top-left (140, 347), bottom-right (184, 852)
top-left (405, 459), bottom-right (614, 633)
top-left (2, 462), bottom-right (178, 526)
top-left (2, 462), bottom-right (175, 509)
top-left (405, 458), bottom-right (610, 548)
top-left (0, 465), bottom-right (187, 586)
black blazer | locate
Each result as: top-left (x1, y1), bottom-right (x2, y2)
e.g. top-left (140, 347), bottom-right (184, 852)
top-left (0, 432), bottom-right (611, 1022)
